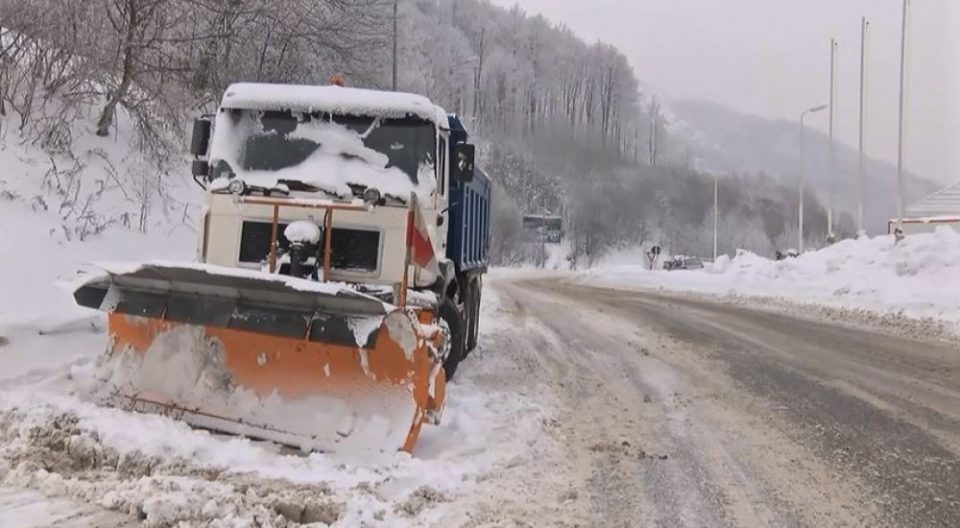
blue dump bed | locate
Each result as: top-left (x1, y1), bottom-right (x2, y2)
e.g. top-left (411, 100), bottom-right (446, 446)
top-left (447, 115), bottom-right (491, 274)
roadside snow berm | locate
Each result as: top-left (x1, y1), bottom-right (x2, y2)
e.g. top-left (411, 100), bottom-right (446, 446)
top-left (72, 83), bottom-right (491, 454)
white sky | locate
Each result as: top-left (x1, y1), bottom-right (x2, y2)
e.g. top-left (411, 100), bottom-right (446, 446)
top-left (487, 0), bottom-right (959, 185)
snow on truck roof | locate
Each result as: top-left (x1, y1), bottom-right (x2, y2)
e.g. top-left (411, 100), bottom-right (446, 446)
top-left (221, 83), bottom-right (449, 129)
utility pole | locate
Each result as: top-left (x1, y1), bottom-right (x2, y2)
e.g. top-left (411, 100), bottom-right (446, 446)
top-left (858, 17), bottom-right (870, 235)
top-left (713, 174), bottom-right (719, 261)
top-left (799, 104), bottom-right (829, 252)
top-left (896, 0), bottom-right (910, 231)
top-left (800, 113), bottom-right (807, 252)
top-left (827, 38), bottom-right (838, 242)
top-left (392, 0), bottom-right (399, 91)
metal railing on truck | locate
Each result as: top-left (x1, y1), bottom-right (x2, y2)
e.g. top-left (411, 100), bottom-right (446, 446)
top-left (238, 196), bottom-right (370, 281)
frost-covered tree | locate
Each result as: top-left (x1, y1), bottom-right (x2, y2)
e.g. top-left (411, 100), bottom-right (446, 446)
top-left (0, 0), bottom-right (834, 260)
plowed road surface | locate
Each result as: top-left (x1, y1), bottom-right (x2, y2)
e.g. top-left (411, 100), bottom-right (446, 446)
top-left (460, 277), bottom-right (960, 528)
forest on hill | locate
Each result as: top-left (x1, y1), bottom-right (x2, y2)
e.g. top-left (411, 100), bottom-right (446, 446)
top-left (0, 0), bottom-right (835, 265)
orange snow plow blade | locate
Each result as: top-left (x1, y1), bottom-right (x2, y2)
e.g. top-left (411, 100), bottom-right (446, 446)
top-left (74, 263), bottom-right (447, 454)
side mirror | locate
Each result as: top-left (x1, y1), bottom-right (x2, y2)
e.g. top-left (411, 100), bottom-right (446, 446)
top-left (190, 118), bottom-right (212, 157)
top-left (192, 159), bottom-right (209, 178)
top-left (453, 143), bottom-right (475, 183)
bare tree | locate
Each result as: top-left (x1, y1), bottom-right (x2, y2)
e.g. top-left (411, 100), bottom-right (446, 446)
top-left (95, 0), bottom-right (171, 136)
top-left (648, 97), bottom-right (664, 166)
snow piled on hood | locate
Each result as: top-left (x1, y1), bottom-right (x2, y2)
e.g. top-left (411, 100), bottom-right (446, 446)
top-left (576, 227), bottom-right (960, 330)
top-left (209, 111), bottom-right (436, 201)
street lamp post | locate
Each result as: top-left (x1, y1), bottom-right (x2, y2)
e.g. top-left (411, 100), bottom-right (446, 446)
top-left (827, 38), bottom-right (838, 241)
top-left (392, 0), bottom-right (398, 91)
top-left (895, 0), bottom-right (910, 231)
top-left (713, 173), bottom-right (719, 261)
top-left (799, 104), bottom-right (829, 252)
top-left (858, 17), bottom-right (870, 235)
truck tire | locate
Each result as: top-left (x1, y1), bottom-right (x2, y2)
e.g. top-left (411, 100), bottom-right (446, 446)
top-left (438, 298), bottom-right (465, 382)
top-left (465, 281), bottom-right (481, 352)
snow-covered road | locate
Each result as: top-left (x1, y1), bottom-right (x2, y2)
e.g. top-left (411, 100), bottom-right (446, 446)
top-left (495, 277), bottom-right (960, 527)
top-left (2, 275), bottom-right (959, 527)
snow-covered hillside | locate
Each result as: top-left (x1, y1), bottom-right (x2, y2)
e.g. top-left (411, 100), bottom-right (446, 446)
top-left (576, 227), bottom-right (960, 333)
top-left (0, 105), bottom-right (199, 331)
top-left (667, 99), bottom-right (940, 234)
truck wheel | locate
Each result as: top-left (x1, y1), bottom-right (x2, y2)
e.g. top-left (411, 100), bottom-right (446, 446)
top-left (438, 298), bottom-right (465, 382)
top-left (466, 281), bottom-right (480, 352)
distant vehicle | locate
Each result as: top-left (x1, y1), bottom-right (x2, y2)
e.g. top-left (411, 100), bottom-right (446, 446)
top-left (664, 255), bottom-right (704, 271)
top-left (775, 249), bottom-right (800, 261)
top-left (522, 214), bottom-right (563, 244)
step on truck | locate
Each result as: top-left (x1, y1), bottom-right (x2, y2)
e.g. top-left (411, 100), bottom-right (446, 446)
top-left (73, 83), bottom-right (491, 454)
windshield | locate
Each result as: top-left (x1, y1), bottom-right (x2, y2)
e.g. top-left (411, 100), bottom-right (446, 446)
top-left (208, 108), bottom-right (437, 199)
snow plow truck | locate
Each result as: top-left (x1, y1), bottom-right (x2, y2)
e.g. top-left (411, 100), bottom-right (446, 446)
top-left (73, 83), bottom-right (491, 454)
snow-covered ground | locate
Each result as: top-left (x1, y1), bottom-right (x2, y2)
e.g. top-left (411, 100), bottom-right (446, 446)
top-left (4, 92), bottom-right (956, 525)
top-left (575, 228), bottom-right (960, 334)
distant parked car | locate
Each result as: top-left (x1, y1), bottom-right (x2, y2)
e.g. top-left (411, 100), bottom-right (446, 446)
top-left (664, 255), bottom-right (704, 271)
top-left (775, 249), bottom-right (800, 261)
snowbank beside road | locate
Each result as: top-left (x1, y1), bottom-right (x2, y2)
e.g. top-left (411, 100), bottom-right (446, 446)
top-left (0, 103), bottom-right (200, 333)
top-left (0, 200), bottom-right (196, 329)
top-left (0, 367), bottom-right (543, 526)
top-left (576, 228), bottom-right (960, 331)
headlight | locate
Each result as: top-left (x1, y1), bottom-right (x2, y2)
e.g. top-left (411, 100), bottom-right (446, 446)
top-left (362, 187), bottom-right (381, 204)
top-left (228, 179), bottom-right (246, 195)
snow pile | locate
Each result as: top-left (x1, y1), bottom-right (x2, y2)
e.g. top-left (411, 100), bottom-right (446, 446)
top-left (0, 332), bottom-right (548, 526)
top-left (284, 220), bottom-right (322, 244)
top-left (0, 89), bottom-right (199, 334)
top-left (0, 202), bottom-right (195, 333)
top-left (576, 228), bottom-right (960, 330)
top-left (0, 397), bottom-right (347, 526)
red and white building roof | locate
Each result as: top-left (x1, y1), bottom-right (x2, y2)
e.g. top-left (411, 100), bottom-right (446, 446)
top-left (889, 181), bottom-right (960, 233)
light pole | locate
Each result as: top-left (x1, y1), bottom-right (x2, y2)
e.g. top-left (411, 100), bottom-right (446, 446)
top-left (392, 0), bottom-right (398, 91)
top-left (713, 173), bottom-right (719, 261)
top-left (895, 0), bottom-right (910, 231)
top-left (827, 38), bottom-right (838, 241)
top-left (858, 17), bottom-right (870, 235)
top-left (799, 104), bottom-right (829, 252)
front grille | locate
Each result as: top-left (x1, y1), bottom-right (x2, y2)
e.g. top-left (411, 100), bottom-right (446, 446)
top-left (239, 221), bottom-right (380, 273)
